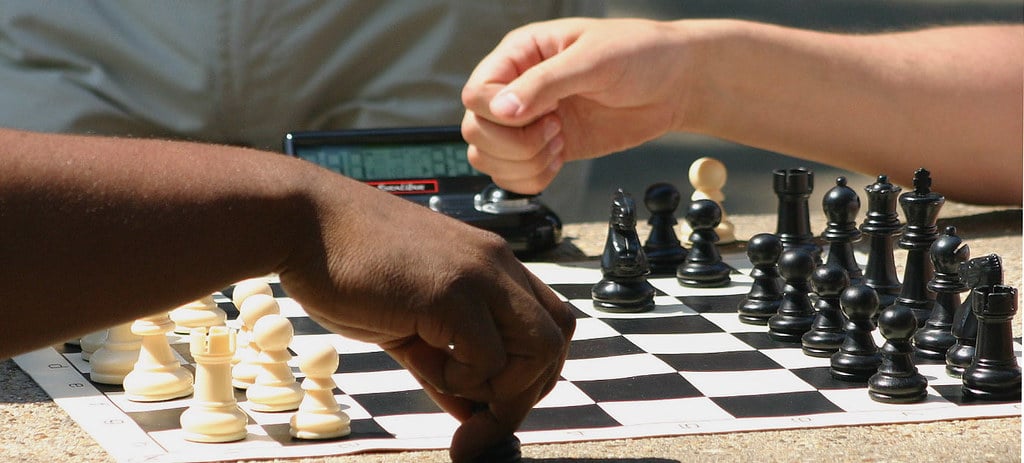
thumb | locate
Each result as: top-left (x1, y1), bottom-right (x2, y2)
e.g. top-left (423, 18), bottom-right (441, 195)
top-left (488, 46), bottom-right (603, 124)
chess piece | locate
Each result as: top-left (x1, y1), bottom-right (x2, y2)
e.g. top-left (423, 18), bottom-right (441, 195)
top-left (892, 168), bottom-right (944, 326)
top-left (290, 344), bottom-right (351, 439)
top-left (170, 294), bottom-right (227, 334)
top-left (868, 303), bottom-right (929, 403)
top-left (232, 292), bottom-right (281, 377)
top-left (592, 189), bottom-right (656, 313)
top-left (773, 167), bottom-right (822, 263)
top-left (676, 199), bottom-right (731, 288)
top-left (802, 264), bottom-right (850, 357)
top-left (821, 176), bottom-right (863, 286)
top-left (737, 233), bottom-right (784, 325)
top-left (79, 329), bottom-right (108, 361)
top-left (180, 326), bottom-right (248, 443)
top-left (123, 312), bottom-right (194, 402)
top-left (947, 254), bottom-right (1001, 377)
top-left (89, 321), bottom-right (143, 385)
top-left (962, 284), bottom-right (1021, 401)
top-left (860, 174), bottom-right (902, 311)
top-left (246, 314), bottom-right (304, 412)
top-left (914, 226), bottom-right (968, 360)
top-left (642, 182), bottom-right (687, 275)
top-left (681, 157), bottom-right (735, 244)
top-left (831, 285), bottom-right (882, 382)
top-left (231, 279), bottom-right (275, 312)
top-left (768, 249), bottom-right (816, 343)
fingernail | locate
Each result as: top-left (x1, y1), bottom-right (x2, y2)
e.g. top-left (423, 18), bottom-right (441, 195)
top-left (546, 134), bottom-right (564, 156)
top-left (490, 90), bottom-right (522, 118)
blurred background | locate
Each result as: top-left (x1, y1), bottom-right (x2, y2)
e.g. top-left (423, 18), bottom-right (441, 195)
top-left (541, 0), bottom-right (1022, 223)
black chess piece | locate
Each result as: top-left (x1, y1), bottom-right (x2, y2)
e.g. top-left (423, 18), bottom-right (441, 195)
top-left (892, 168), bottom-right (944, 326)
top-left (860, 174), bottom-right (903, 311)
top-left (869, 303), bottom-right (929, 403)
top-left (914, 226), bottom-right (969, 360)
top-left (642, 182), bottom-right (688, 275)
top-left (947, 254), bottom-right (1001, 377)
top-left (592, 189), bottom-right (656, 313)
top-left (831, 284), bottom-right (882, 382)
top-left (469, 434), bottom-right (522, 463)
top-left (773, 168), bottom-right (822, 263)
top-left (767, 248), bottom-right (816, 343)
top-left (676, 199), bottom-right (731, 288)
top-left (962, 284), bottom-right (1022, 401)
top-left (737, 233), bottom-right (784, 325)
top-left (802, 264), bottom-right (850, 357)
top-left (821, 177), bottom-right (863, 286)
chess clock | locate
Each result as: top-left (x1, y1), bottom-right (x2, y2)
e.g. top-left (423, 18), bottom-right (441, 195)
top-left (283, 126), bottom-right (562, 255)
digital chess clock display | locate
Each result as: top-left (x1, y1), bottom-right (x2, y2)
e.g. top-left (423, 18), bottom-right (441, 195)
top-left (293, 141), bottom-right (481, 181)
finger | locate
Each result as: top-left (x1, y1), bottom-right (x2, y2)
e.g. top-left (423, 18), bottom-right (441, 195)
top-left (461, 111), bottom-right (562, 163)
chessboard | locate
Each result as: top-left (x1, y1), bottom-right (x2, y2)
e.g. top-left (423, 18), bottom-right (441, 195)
top-left (13, 251), bottom-right (1022, 463)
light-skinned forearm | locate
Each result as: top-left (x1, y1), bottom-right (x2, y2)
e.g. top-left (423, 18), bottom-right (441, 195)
top-left (680, 20), bottom-right (1022, 204)
top-left (0, 128), bottom-right (321, 358)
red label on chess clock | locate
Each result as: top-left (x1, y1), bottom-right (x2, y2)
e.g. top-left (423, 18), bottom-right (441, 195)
top-left (368, 179), bottom-right (439, 195)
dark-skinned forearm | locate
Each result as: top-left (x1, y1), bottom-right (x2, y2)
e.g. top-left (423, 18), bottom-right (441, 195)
top-left (0, 128), bottom-right (329, 359)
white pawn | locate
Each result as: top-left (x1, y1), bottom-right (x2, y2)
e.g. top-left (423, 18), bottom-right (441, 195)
top-left (231, 293), bottom-right (281, 388)
top-left (79, 329), bottom-right (108, 361)
top-left (180, 326), bottom-right (248, 443)
top-left (123, 312), bottom-right (194, 402)
top-left (231, 279), bottom-right (275, 312)
top-left (89, 322), bottom-right (142, 385)
top-left (246, 314), bottom-right (303, 412)
top-left (170, 295), bottom-right (226, 334)
top-left (681, 157), bottom-right (736, 244)
top-left (290, 344), bottom-right (351, 439)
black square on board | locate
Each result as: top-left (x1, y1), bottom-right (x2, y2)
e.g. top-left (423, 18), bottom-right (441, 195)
top-left (351, 389), bottom-right (443, 417)
top-left (601, 316), bottom-right (723, 335)
top-left (677, 294), bottom-right (746, 313)
top-left (336, 351), bottom-right (403, 374)
top-left (713, 391), bottom-right (843, 418)
top-left (791, 367), bottom-right (865, 390)
top-left (730, 331), bottom-right (795, 350)
top-left (289, 316), bottom-right (331, 336)
top-left (574, 373), bottom-right (703, 402)
top-left (568, 336), bottom-right (644, 360)
top-left (656, 351), bottom-right (783, 372)
top-left (519, 404), bottom-right (621, 432)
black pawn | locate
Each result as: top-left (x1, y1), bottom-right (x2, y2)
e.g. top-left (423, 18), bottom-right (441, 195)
top-left (893, 168), bottom-right (944, 326)
top-left (642, 182), bottom-right (688, 275)
top-left (914, 226), bottom-right (968, 360)
top-left (831, 284), bottom-right (882, 382)
top-left (947, 254), bottom-right (1002, 377)
top-left (773, 168), bottom-right (823, 263)
top-left (469, 434), bottom-right (522, 463)
top-left (860, 174), bottom-right (903, 311)
top-left (676, 199), bottom-right (731, 288)
top-left (821, 176), bottom-right (863, 286)
top-left (802, 264), bottom-right (850, 357)
top-left (869, 303), bottom-right (929, 403)
top-left (592, 189), bottom-right (656, 313)
top-left (962, 284), bottom-right (1021, 401)
top-left (767, 249), bottom-right (816, 343)
top-left (737, 233), bottom-right (784, 325)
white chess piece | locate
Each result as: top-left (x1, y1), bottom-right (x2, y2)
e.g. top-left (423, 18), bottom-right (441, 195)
top-left (245, 314), bottom-right (303, 412)
top-left (123, 313), bottom-right (194, 402)
top-left (180, 326), bottom-right (248, 443)
top-left (231, 279), bottom-right (275, 311)
top-left (290, 344), bottom-right (351, 439)
top-left (89, 322), bottom-right (142, 385)
top-left (681, 156), bottom-right (736, 244)
top-left (79, 329), bottom-right (108, 361)
top-left (170, 295), bottom-right (226, 334)
top-left (231, 293), bottom-right (281, 388)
